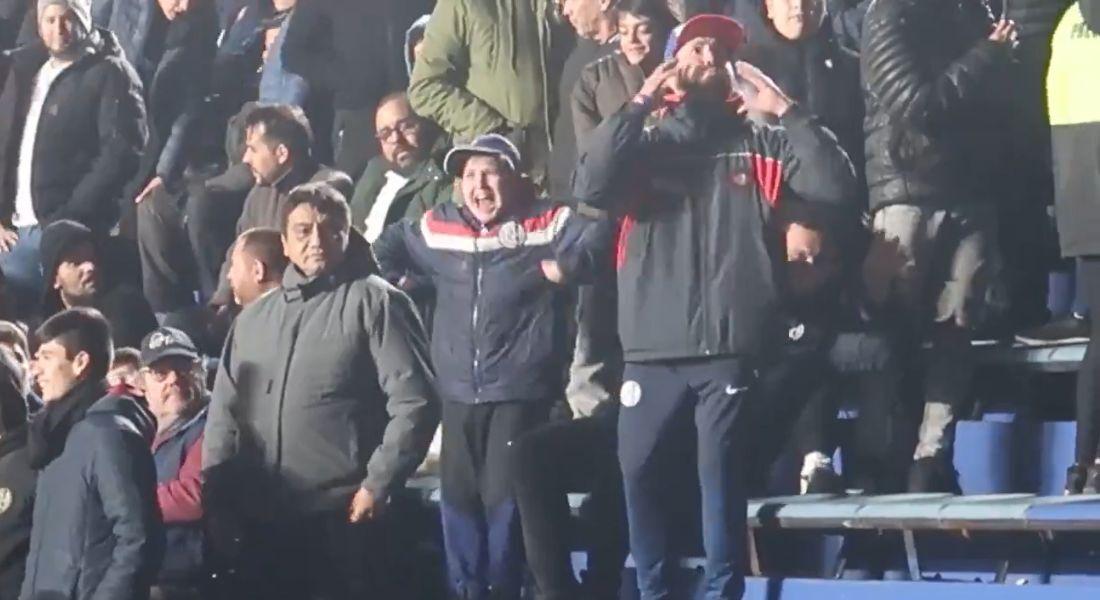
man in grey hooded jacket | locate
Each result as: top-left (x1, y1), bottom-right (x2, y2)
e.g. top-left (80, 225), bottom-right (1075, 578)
top-left (203, 181), bottom-right (439, 598)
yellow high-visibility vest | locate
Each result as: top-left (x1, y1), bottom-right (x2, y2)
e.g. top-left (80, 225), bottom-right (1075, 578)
top-left (1048, 3), bottom-right (1100, 126)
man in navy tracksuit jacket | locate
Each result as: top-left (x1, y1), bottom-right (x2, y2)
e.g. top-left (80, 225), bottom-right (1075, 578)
top-left (373, 133), bottom-right (607, 600)
top-left (572, 15), bottom-right (857, 599)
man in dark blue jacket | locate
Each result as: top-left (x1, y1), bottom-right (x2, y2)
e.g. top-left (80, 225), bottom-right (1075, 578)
top-left (22, 307), bottom-right (162, 600)
top-left (573, 14), bottom-right (856, 599)
top-left (374, 133), bottom-right (607, 600)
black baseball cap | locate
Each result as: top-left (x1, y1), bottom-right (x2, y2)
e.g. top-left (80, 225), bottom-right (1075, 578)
top-left (140, 327), bottom-right (200, 366)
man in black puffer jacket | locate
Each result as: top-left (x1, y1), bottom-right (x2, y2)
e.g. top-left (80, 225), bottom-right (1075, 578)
top-left (0, 0), bottom-right (146, 318)
top-left (860, 0), bottom-right (1017, 493)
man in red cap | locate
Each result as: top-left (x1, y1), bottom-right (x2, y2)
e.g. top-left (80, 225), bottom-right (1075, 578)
top-left (573, 13), bottom-right (857, 600)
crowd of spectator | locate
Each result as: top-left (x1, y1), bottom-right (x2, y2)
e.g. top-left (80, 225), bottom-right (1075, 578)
top-left (0, 0), bottom-right (1093, 598)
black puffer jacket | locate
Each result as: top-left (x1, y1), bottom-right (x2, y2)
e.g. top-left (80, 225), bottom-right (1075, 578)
top-left (573, 98), bottom-right (857, 362)
top-left (734, 0), bottom-right (864, 197)
top-left (0, 30), bottom-right (147, 231)
top-left (861, 0), bottom-right (1011, 211)
top-left (22, 384), bottom-right (162, 600)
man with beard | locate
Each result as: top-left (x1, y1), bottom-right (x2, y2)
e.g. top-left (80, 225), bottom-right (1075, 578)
top-left (349, 92), bottom-right (452, 243)
top-left (141, 327), bottom-right (208, 599)
top-left (206, 104), bottom-right (352, 308)
top-left (573, 14), bottom-right (856, 599)
top-left (38, 219), bottom-right (157, 348)
top-left (0, 0), bottom-right (146, 319)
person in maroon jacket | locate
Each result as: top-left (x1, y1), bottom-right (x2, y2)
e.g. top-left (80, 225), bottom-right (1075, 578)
top-left (140, 326), bottom-right (208, 599)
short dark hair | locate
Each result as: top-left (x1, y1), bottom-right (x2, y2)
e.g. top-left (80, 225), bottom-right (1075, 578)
top-left (0, 321), bottom-right (28, 360)
top-left (111, 347), bottom-right (142, 372)
top-left (280, 182), bottom-right (351, 234)
top-left (618, 0), bottom-right (678, 37)
top-left (35, 307), bottom-right (113, 382)
top-left (237, 227), bottom-right (288, 277)
top-left (245, 104), bottom-right (314, 160)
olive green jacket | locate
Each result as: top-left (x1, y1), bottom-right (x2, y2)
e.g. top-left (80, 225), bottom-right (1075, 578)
top-left (407, 0), bottom-right (570, 188)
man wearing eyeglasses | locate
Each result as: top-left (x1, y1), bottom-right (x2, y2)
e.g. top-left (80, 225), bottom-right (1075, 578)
top-left (140, 326), bottom-right (208, 600)
top-left (349, 92), bottom-right (454, 244)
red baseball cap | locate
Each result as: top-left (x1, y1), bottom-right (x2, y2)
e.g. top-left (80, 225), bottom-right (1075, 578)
top-left (672, 14), bottom-right (747, 57)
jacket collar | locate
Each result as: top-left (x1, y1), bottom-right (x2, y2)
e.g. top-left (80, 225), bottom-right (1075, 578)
top-left (271, 159), bottom-right (321, 195)
top-left (280, 231), bottom-right (379, 302)
top-left (152, 404), bottom-right (208, 450)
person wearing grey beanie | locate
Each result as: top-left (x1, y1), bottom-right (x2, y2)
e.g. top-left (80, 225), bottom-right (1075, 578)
top-left (0, 0), bottom-right (146, 322)
top-left (37, 0), bottom-right (92, 40)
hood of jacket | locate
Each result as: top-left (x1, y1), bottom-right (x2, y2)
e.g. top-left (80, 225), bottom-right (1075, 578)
top-left (85, 392), bottom-right (157, 446)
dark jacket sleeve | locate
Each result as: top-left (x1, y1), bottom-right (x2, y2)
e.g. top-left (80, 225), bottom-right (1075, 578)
top-left (571, 64), bottom-right (602, 144)
top-left (552, 208), bottom-right (611, 283)
top-left (373, 218), bottom-right (431, 287)
top-left (751, 105), bottom-right (858, 207)
top-left (861, 0), bottom-right (1006, 126)
top-left (155, 11), bottom-right (217, 188)
top-left (52, 59), bottom-right (146, 224)
top-left (361, 285), bottom-right (440, 501)
top-left (87, 426), bottom-right (161, 600)
top-left (571, 99), bottom-right (652, 211)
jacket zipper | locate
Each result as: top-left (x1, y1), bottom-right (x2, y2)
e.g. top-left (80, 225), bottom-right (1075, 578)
top-left (472, 232), bottom-right (484, 403)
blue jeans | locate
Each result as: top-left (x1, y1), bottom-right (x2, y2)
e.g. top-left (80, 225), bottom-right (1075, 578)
top-left (618, 358), bottom-right (753, 600)
top-left (0, 225), bottom-right (43, 318)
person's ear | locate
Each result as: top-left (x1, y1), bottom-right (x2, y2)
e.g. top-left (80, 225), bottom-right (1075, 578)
top-left (71, 350), bottom-right (91, 379)
top-left (251, 258), bottom-right (267, 284)
top-left (275, 143), bottom-right (291, 166)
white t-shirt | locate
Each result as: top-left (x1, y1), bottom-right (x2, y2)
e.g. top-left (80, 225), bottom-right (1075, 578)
top-left (363, 170), bottom-right (410, 242)
top-left (13, 58), bottom-right (72, 228)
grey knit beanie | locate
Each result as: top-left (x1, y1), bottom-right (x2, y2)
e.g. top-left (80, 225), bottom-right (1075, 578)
top-left (37, 0), bottom-right (93, 37)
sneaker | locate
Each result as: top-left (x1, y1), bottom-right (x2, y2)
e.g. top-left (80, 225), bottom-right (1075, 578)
top-left (800, 452), bottom-right (843, 494)
top-left (1015, 316), bottom-right (1090, 346)
top-left (1066, 464), bottom-right (1088, 495)
top-left (1085, 464), bottom-right (1100, 495)
top-left (803, 467), bottom-right (844, 494)
top-left (907, 456), bottom-right (961, 494)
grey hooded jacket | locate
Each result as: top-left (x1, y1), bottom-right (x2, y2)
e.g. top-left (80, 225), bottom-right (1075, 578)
top-left (204, 235), bottom-right (440, 515)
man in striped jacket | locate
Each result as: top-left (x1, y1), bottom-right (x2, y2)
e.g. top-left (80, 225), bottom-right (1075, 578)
top-left (373, 133), bottom-right (607, 600)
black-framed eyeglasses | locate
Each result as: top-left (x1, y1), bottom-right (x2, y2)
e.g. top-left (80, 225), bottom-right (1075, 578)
top-left (376, 119), bottom-right (420, 142)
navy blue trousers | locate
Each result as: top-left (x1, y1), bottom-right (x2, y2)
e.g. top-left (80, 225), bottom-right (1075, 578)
top-left (618, 358), bottom-right (754, 600)
top-left (440, 400), bottom-right (549, 599)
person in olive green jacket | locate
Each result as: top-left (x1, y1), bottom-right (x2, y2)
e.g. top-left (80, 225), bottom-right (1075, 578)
top-left (407, 0), bottom-right (571, 191)
top-left (349, 93), bottom-right (454, 242)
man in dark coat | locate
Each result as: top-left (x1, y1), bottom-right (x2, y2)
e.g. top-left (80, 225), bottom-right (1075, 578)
top-left (38, 219), bottom-right (157, 349)
top-left (204, 183), bottom-right (439, 599)
top-left (572, 14), bottom-right (856, 598)
top-left (0, 0), bottom-right (146, 318)
top-left (860, 0), bottom-right (1018, 493)
top-left (0, 347), bottom-right (34, 598)
top-left (22, 307), bottom-right (162, 600)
